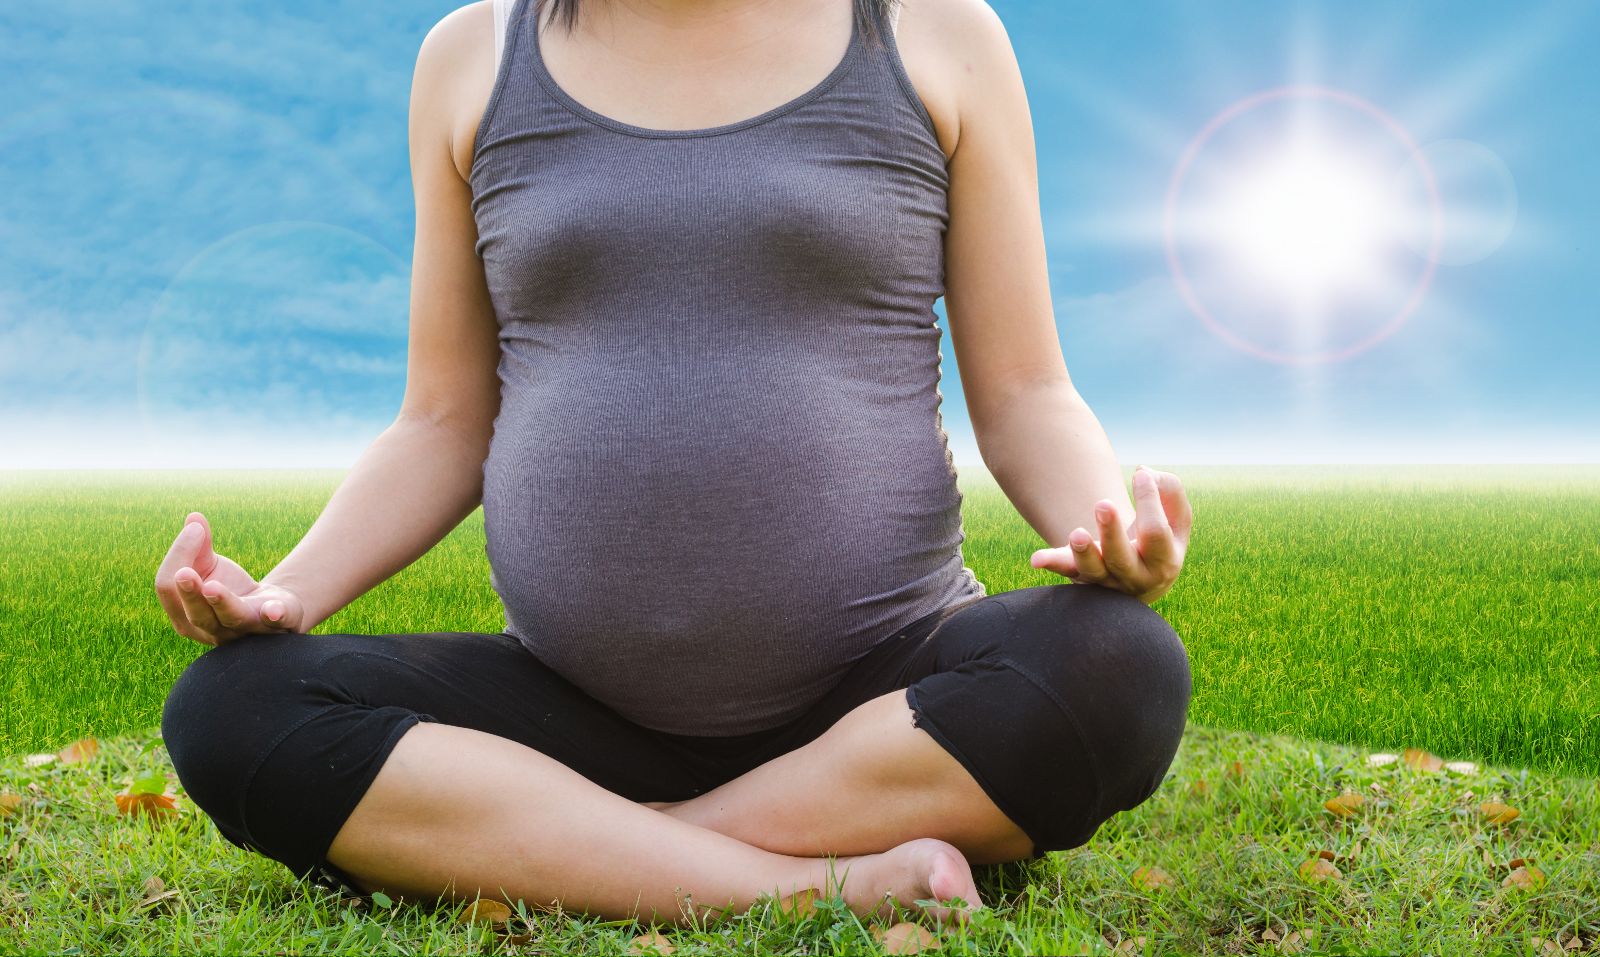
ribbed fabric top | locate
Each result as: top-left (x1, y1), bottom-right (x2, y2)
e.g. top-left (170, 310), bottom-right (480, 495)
top-left (469, 0), bottom-right (986, 736)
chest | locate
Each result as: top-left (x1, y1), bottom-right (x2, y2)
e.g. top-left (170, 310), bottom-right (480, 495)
top-left (472, 131), bottom-right (947, 299)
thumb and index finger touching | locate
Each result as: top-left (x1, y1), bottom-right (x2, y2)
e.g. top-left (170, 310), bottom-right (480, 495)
top-left (155, 511), bottom-right (292, 639)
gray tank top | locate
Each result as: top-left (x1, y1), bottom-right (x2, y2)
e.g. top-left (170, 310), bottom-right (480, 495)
top-left (470, 0), bottom-right (986, 736)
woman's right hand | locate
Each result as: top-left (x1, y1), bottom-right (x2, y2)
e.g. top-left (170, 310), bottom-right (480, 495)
top-left (154, 511), bottom-right (308, 646)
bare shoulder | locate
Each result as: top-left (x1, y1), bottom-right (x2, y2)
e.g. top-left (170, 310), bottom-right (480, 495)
top-left (892, 0), bottom-right (1024, 162)
top-left (412, 1), bottom-right (498, 183)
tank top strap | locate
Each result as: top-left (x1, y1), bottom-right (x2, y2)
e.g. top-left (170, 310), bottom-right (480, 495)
top-left (477, 0), bottom-right (943, 177)
top-left (859, 0), bottom-right (944, 154)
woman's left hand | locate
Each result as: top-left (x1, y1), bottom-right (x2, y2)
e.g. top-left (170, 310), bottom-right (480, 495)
top-left (1028, 465), bottom-right (1193, 604)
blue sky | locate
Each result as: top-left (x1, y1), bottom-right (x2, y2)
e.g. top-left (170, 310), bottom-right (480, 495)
top-left (2, 0), bottom-right (1596, 468)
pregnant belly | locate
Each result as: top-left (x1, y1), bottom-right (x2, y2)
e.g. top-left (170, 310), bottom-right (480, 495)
top-left (479, 361), bottom-right (976, 735)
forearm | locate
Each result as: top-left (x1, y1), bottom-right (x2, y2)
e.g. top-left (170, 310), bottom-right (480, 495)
top-left (260, 414), bottom-right (490, 630)
top-left (972, 379), bottom-right (1135, 548)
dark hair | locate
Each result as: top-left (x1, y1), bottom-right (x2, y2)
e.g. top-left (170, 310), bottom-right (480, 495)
top-left (530, 0), bottom-right (903, 50)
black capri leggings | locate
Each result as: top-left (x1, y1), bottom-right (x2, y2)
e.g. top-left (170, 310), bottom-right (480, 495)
top-left (161, 582), bottom-right (1192, 898)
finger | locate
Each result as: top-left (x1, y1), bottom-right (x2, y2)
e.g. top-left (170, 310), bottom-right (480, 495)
top-left (174, 566), bottom-right (224, 639)
top-left (1094, 499), bottom-right (1142, 581)
top-left (1153, 470), bottom-right (1194, 546)
top-left (199, 578), bottom-right (252, 631)
top-left (258, 598), bottom-right (293, 630)
top-left (156, 590), bottom-right (212, 645)
top-left (1067, 525), bottom-right (1109, 582)
top-left (154, 520), bottom-right (206, 625)
top-left (155, 518), bottom-right (204, 583)
top-left (1132, 465), bottom-right (1176, 564)
top-left (186, 511), bottom-right (219, 578)
top-left (1030, 544), bottom-right (1080, 578)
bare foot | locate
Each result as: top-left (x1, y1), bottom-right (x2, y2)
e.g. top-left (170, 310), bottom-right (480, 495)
top-left (824, 837), bottom-right (983, 927)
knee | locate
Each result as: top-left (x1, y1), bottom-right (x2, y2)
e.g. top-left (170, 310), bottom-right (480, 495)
top-left (1001, 582), bottom-right (1192, 723)
top-left (999, 584), bottom-right (1193, 824)
top-left (161, 633), bottom-right (313, 822)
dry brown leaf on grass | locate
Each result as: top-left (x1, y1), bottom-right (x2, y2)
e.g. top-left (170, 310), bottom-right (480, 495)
top-left (1402, 748), bottom-right (1445, 772)
top-left (456, 898), bottom-right (513, 925)
top-left (1262, 926), bottom-right (1317, 951)
top-left (1314, 845), bottom-right (1364, 866)
top-left (1531, 933), bottom-right (1587, 953)
top-left (870, 922), bottom-right (942, 954)
top-left (1480, 801), bottom-right (1521, 825)
top-left (627, 930), bottom-right (676, 955)
top-left (1225, 760), bottom-right (1245, 779)
top-left (1190, 776), bottom-right (1211, 797)
top-left (1110, 935), bottom-right (1148, 954)
top-left (1297, 858), bottom-right (1342, 882)
top-left (1129, 866), bottom-right (1173, 892)
top-left (113, 790), bottom-right (179, 821)
top-left (58, 737), bottom-right (99, 765)
top-left (135, 875), bottom-right (181, 913)
top-left (1331, 840), bottom-right (1364, 864)
top-left (1502, 865), bottom-right (1547, 891)
top-left (1323, 792), bottom-right (1365, 817)
top-left (0, 793), bottom-right (23, 817)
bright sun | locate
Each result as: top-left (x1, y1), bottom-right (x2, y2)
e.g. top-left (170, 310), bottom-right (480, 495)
top-left (1161, 85), bottom-right (1444, 364)
top-left (1213, 146), bottom-right (1399, 299)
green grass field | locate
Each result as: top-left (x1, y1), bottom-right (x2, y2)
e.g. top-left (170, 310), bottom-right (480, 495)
top-left (2, 466), bottom-right (1598, 953)
top-left (4, 465), bottom-right (1594, 775)
top-left (4, 702), bottom-right (1597, 953)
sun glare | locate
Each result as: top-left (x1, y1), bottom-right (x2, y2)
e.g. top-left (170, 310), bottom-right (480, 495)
top-left (1215, 147), bottom-right (1397, 298)
top-left (1162, 85), bottom-right (1442, 365)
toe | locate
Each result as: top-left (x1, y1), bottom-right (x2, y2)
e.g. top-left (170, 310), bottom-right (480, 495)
top-left (924, 842), bottom-right (983, 919)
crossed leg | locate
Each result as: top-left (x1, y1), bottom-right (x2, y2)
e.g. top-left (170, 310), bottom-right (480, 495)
top-left (320, 684), bottom-right (1033, 925)
top-left (162, 629), bottom-right (1002, 927)
top-left (642, 688), bottom-right (1037, 865)
top-left (321, 720), bottom-right (985, 925)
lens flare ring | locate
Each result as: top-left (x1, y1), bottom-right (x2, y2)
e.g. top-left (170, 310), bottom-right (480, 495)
top-left (1162, 84), bottom-right (1443, 365)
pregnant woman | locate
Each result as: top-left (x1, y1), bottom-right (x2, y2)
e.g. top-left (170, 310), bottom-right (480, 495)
top-left (156, 0), bottom-right (1194, 928)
